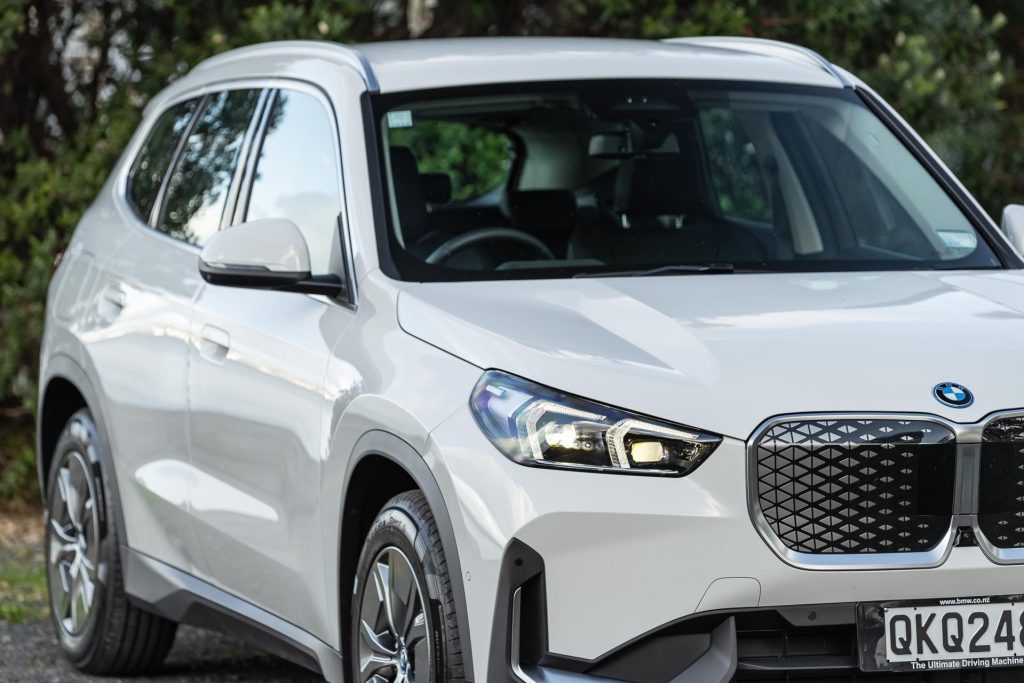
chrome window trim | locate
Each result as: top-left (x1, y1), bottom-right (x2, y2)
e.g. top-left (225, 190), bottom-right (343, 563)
top-left (746, 409), bottom-right (1024, 570)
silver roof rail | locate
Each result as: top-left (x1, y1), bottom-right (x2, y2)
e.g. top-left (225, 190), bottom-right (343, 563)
top-left (663, 36), bottom-right (852, 89)
top-left (191, 41), bottom-right (380, 93)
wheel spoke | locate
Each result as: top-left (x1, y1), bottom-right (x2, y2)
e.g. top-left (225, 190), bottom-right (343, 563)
top-left (52, 563), bottom-right (71, 618)
top-left (388, 552), bottom-right (417, 640)
top-left (361, 620), bottom-right (397, 657)
top-left (406, 611), bottom-right (427, 647)
top-left (48, 537), bottom-right (76, 566)
top-left (69, 571), bottom-right (85, 633)
top-left (79, 568), bottom-right (96, 615)
top-left (360, 652), bottom-right (398, 681)
top-left (82, 498), bottom-right (95, 536)
top-left (375, 558), bottom-right (398, 636)
top-left (412, 630), bottom-right (430, 681)
top-left (49, 518), bottom-right (75, 544)
top-left (60, 468), bottom-right (84, 532)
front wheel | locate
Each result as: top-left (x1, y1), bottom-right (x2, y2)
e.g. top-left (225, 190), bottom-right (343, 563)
top-left (352, 491), bottom-right (464, 683)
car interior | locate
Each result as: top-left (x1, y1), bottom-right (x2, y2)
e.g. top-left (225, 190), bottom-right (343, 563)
top-left (378, 81), bottom-right (993, 278)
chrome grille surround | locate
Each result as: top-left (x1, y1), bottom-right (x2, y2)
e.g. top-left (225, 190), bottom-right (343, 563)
top-left (748, 410), bottom-right (1024, 570)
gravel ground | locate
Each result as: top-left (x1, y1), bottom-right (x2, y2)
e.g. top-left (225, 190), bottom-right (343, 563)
top-left (0, 621), bottom-right (323, 682)
top-left (0, 511), bottom-right (323, 682)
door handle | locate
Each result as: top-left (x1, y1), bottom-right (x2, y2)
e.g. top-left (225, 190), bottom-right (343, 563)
top-left (199, 325), bottom-right (231, 362)
top-left (96, 285), bottom-right (126, 323)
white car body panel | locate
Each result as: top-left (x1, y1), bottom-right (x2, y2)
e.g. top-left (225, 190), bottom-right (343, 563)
top-left (398, 271), bottom-right (1024, 440)
top-left (36, 36), bottom-right (1024, 683)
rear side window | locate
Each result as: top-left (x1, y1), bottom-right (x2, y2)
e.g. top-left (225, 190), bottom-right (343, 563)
top-left (245, 90), bottom-right (342, 276)
top-left (158, 89), bottom-right (261, 246)
top-left (126, 99), bottom-right (198, 222)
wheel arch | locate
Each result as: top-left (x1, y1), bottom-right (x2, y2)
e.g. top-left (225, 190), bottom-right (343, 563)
top-left (37, 354), bottom-right (129, 564)
top-left (337, 430), bottom-right (475, 681)
top-left (37, 355), bottom-right (103, 496)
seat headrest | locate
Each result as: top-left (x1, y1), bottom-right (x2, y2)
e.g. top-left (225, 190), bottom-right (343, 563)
top-left (389, 146), bottom-right (429, 242)
top-left (509, 190), bottom-right (577, 233)
top-left (617, 153), bottom-right (703, 217)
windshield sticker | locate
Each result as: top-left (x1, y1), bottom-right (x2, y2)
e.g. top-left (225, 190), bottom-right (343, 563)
top-left (937, 231), bottom-right (978, 249)
top-left (387, 110), bottom-right (413, 128)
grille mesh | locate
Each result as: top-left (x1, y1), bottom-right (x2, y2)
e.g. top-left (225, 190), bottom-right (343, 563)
top-left (754, 419), bottom-right (956, 554)
top-left (980, 416), bottom-right (1024, 549)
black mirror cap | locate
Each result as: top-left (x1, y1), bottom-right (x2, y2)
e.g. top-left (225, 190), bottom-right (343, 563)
top-left (199, 262), bottom-right (347, 298)
top-left (199, 260), bottom-right (308, 288)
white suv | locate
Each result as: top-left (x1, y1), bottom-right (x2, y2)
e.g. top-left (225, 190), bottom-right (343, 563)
top-left (38, 36), bottom-right (1024, 682)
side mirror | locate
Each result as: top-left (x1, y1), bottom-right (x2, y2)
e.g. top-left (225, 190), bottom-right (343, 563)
top-left (1001, 205), bottom-right (1024, 256)
top-left (199, 218), bottom-right (345, 297)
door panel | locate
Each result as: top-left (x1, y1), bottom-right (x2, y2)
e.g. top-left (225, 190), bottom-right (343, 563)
top-left (83, 227), bottom-right (205, 572)
top-left (79, 98), bottom-right (206, 571)
top-left (186, 84), bottom-right (352, 639)
top-left (187, 288), bottom-right (345, 637)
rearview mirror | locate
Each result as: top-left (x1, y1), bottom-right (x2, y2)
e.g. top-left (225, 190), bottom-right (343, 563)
top-left (1001, 205), bottom-right (1024, 256)
top-left (199, 218), bottom-right (345, 296)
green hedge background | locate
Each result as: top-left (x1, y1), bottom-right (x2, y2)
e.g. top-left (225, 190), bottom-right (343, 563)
top-left (2, 0), bottom-right (1023, 506)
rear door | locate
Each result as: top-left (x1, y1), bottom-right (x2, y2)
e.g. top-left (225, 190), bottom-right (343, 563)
top-left (80, 90), bottom-right (258, 574)
top-left (186, 83), bottom-right (355, 639)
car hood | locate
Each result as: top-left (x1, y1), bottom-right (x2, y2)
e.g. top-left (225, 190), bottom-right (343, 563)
top-left (397, 270), bottom-right (1024, 439)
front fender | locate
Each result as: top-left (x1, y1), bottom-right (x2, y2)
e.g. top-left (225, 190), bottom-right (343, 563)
top-left (322, 429), bottom-right (475, 681)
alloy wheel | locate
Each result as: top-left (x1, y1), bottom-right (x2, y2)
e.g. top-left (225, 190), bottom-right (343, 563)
top-left (357, 546), bottom-right (431, 683)
top-left (47, 450), bottom-right (101, 637)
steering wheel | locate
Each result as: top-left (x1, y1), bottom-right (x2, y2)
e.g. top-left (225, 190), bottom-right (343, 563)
top-left (425, 227), bottom-right (556, 265)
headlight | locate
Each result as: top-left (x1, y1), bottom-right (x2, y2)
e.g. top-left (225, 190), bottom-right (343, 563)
top-left (470, 370), bottom-right (721, 476)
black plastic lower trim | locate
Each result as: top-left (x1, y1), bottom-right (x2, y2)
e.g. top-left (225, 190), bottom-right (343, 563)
top-left (123, 549), bottom-right (344, 682)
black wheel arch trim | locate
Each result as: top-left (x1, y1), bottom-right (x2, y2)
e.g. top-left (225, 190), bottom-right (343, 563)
top-left (37, 353), bottom-right (131, 571)
top-left (342, 429), bottom-right (476, 682)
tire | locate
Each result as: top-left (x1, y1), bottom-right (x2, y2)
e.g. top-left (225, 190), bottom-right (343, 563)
top-left (351, 491), bottom-right (464, 683)
top-left (44, 408), bottom-right (178, 675)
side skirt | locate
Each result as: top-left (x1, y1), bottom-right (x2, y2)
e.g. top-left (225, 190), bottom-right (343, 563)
top-left (123, 548), bottom-right (345, 682)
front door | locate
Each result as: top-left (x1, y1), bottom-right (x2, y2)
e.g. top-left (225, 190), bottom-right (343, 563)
top-left (187, 84), bottom-right (354, 639)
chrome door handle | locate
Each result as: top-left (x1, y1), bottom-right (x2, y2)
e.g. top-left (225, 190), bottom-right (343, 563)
top-left (199, 325), bottom-right (230, 362)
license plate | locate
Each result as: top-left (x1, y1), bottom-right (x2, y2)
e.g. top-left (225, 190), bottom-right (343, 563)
top-left (859, 596), bottom-right (1024, 672)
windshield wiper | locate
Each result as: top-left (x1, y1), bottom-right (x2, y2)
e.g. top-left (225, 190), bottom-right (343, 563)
top-left (573, 263), bottom-right (737, 278)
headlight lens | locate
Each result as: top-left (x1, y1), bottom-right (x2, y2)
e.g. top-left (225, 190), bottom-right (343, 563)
top-left (470, 370), bottom-right (721, 476)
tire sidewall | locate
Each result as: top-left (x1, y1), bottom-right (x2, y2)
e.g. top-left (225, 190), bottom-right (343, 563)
top-left (44, 409), bottom-right (118, 667)
top-left (351, 503), bottom-right (448, 683)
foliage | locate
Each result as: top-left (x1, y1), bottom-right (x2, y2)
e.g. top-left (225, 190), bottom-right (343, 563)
top-left (1, 0), bottom-right (1023, 503)
top-left (390, 121), bottom-right (511, 201)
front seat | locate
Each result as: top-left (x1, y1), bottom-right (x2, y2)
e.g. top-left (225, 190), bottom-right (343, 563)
top-left (509, 190), bottom-right (578, 257)
top-left (569, 153), bottom-right (766, 266)
top-left (388, 146), bottom-right (435, 258)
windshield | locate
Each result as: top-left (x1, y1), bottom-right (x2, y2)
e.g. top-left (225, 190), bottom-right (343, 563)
top-left (372, 80), bottom-right (1002, 281)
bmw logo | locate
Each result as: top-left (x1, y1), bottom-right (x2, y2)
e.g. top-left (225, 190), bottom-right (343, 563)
top-left (933, 382), bottom-right (974, 409)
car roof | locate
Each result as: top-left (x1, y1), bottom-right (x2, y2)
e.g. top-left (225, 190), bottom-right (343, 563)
top-left (180, 36), bottom-right (848, 100)
top-left (355, 37), bottom-right (845, 93)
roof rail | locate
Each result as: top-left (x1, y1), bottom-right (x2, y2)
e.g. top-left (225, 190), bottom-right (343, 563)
top-left (663, 36), bottom-right (852, 89)
top-left (191, 41), bottom-right (380, 92)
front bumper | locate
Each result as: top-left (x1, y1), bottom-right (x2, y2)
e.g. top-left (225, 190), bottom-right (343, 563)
top-left (427, 406), bottom-right (1024, 681)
